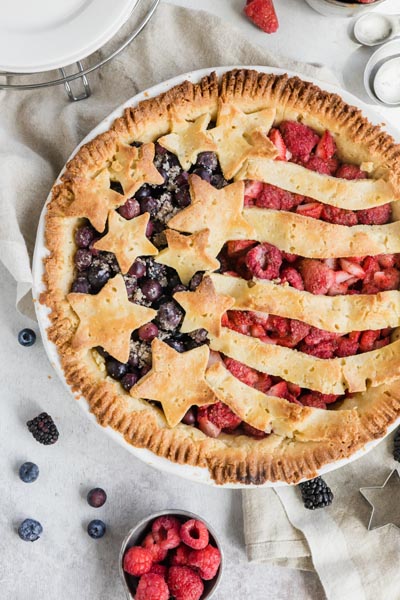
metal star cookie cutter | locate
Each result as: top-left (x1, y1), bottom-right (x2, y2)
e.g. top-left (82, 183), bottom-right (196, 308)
top-left (359, 469), bottom-right (400, 531)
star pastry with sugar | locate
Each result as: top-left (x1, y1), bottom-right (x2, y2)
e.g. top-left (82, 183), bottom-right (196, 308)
top-left (167, 174), bottom-right (255, 255)
top-left (130, 338), bottom-right (217, 427)
top-left (64, 169), bottom-right (125, 232)
top-left (93, 211), bottom-right (158, 274)
top-left (174, 276), bottom-right (234, 338)
top-left (209, 102), bottom-right (278, 179)
top-left (157, 113), bottom-right (217, 170)
top-left (156, 229), bottom-right (219, 285)
top-left (67, 274), bottom-right (156, 363)
top-left (108, 142), bottom-right (164, 197)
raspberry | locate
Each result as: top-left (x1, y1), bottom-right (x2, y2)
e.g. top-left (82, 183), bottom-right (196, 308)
top-left (171, 544), bottom-right (191, 566)
top-left (300, 393), bottom-right (327, 409)
top-left (187, 545), bottom-right (222, 580)
top-left (244, 0), bottom-right (279, 33)
top-left (373, 337), bottom-right (390, 349)
top-left (149, 564), bottom-right (168, 578)
top-left (243, 423), bottom-right (268, 438)
top-left (280, 266), bottom-right (304, 290)
top-left (304, 327), bottom-right (338, 346)
top-left (180, 520), bottom-right (209, 550)
top-left (303, 156), bottom-right (337, 175)
top-left (250, 323), bottom-right (266, 338)
top-left (224, 357), bottom-right (260, 387)
top-left (336, 164), bottom-right (367, 180)
top-left (136, 573), bottom-right (169, 600)
top-left (200, 402), bottom-right (242, 431)
top-left (142, 533), bottom-right (168, 562)
top-left (267, 381), bottom-right (289, 399)
top-left (362, 256), bottom-right (380, 279)
top-left (357, 204), bottom-right (391, 225)
top-left (253, 372), bottom-right (272, 393)
top-left (377, 254), bottom-right (395, 269)
top-left (289, 320), bottom-right (311, 344)
top-left (244, 180), bottom-right (263, 199)
top-left (359, 330), bottom-right (380, 352)
top-left (296, 202), bottom-right (323, 219)
top-left (226, 239), bottom-right (257, 258)
top-left (123, 546), bottom-right (153, 576)
top-left (224, 310), bottom-right (253, 335)
top-left (168, 566), bottom-right (204, 600)
top-left (315, 130), bottom-right (336, 160)
top-left (321, 205), bottom-right (357, 226)
top-left (299, 259), bottom-right (335, 295)
top-left (265, 315), bottom-right (289, 336)
top-left (301, 340), bottom-right (336, 358)
top-left (336, 337), bottom-right (359, 357)
top-left (152, 516), bottom-right (181, 550)
top-left (373, 268), bottom-right (400, 290)
top-left (268, 128), bottom-right (287, 160)
top-left (255, 183), bottom-right (296, 210)
top-left (246, 243), bottom-right (282, 279)
top-left (279, 121), bottom-right (320, 160)
top-left (282, 251), bottom-right (299, 263)
top-left (287, 382), bottom-right (302, 396)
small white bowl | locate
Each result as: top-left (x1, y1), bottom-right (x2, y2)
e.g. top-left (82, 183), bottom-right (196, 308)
top-left (304, 0), bottom-right (388, 18)
top-left (364, 39), bottom-right (400, 105)
top-left (119, 510), bottom-right (224, 599)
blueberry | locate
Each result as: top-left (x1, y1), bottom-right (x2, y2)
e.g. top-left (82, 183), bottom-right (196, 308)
top-left (71, 277), bottom-right (91, 294)
top-left (196, 152), bottom-right (218, 172)
top-left (75, 226), bottom-right (94, 249)
top-left (88, 264), bottom-right (111, 290)
top-left (182, 408), bottom-right (196, 426)
top-left (123, 275), bottom-right (138, 298)
top-left (156, 301), bottom-right (184, 331)
top-left (174, 186), bottom-right (191, 208)
top-left (74, 249), bottom-right (92, 271)
top-left (135, 185), bottom-right (152, 200)
top-left (211, 173), bottom-right (228, 189)
top-left (121, 371), bottom-right (139, 391)
top-left (189, 272), bottom-right (204, 291)
top-left (18, 329), bottom-right (36, 347)
top-left (157, 167), bottom-right (168, 183)
top-left (193, 168), bottom-right (211, 183)
top-left (128, 260), bottom-right (146, 279)
top-left (140, 197), bottom-right (159, 217)
top-left (87, 519), bottom-right (106, 539)
top-left (18, 518), bottom-right (43, 542)
top-left (19, 462), bottom-right (39, 483)
top-left (106, 358), bottom-right (128, 380)
top-left (140, 279), bottom-right (162, 302)
top-left (138, 323), bottom-right (159, 342)
top-left (87, 488), bottom-right (107, 508)
top-left (118, 198), bottom-right (141, 220)
top-left (165, 337), bottom-right (186, 353)
top-left (172, 284), bottom-right (187, 294)
top-left (155, 142), bottom-right (168, 156)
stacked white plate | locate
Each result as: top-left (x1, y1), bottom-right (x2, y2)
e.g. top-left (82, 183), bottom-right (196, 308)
top-left (0, 0), bottom-right (138, 73)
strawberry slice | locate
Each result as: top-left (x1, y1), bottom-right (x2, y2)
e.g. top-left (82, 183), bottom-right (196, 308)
top-left (244, 0), bottom-right (279, 34)
top-left (268, 128), bottom-right (287, 160)
top-left (315, 130), bottom-right (336, 160)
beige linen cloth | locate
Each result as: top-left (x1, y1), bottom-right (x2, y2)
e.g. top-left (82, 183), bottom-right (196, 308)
top-left (1, 3), bottom-right (399, 599)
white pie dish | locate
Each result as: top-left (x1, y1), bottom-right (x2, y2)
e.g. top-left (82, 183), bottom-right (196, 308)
top-left (32, 65), bottom-right (400, 488)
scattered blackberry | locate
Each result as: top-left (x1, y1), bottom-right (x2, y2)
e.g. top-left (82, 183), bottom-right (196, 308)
top-left (27, 412), bottom-right (59, 445)
top-left (19, 462), bottom-right (39, 483)
top-left (18, 328), bottom-right (36, 347)
top-left (87, 519), bottom-right (106, 539)
top-left (393, 427), bottom-right (400, 462)
top-left (18, 518), bottom-right (43, 542)
top-left (299, 476), bottom-right (333, 510)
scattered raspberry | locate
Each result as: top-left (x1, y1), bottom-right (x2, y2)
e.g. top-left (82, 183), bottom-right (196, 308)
top-left (336, 163), bottom-right (367, 180)
top-left (171, 544), bottom-right (191, 566)
top-left (280, 266), bottom-right (305, 290)
top-left (315, 130), bottom-right (336, 160)
top-left (245, 242), bottom-right (282, 279)
top-left (244, 0), bottom-right (279, 33)
top-left (142, 533), bottom-right (168, 562)
top-left (188, 545), bottom-right (222, 580)
top-left (296, 202), bottom-right (323, 220)
top-left (200, 402), bottom-right (242, 431)
top-left (303, 156), bottom-right (337, 175)
top-left (269, 128), bottom-right (287, 159)
top-left (168, 566), bottom-right (204, 600)
top-left (180, 520), bottom-right (209, 550)
top-left (123, 546), bottom-right (153, 576)
top-left (152, 516), bottom-right (181, 550)
top-left (149, 564), bottom-right (168, 579)
top-left (357, 204), bottom-right (391, 225)
top-left (320, 205), bottom-right (358, 226)
top-left (299, 259), bottom-right (335, 295)
top-left (243, 423), bottom-right (268, 438)
top-left (279, 121), bottom-right (320, 160)
top-left (224, 357), bottom-right (260, 388)
top-left (136, 573), bottom-right (169, 600)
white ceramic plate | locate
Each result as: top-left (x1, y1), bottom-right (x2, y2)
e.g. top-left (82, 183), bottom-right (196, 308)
top-left (32, 66), bottom-right (400, 487)
top-left (0, 0), bottom-right (138, 73)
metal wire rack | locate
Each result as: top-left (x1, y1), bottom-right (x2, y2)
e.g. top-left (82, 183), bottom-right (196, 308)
top-left (0, 0), bottom-right (160, 101)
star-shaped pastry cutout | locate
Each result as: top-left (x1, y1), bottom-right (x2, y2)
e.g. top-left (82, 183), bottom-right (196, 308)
top-left (93, 211), bottom-right (158, 274)
top-left (174, 276), bottom-right (234, 338)
top-left (108, 142), bottom-right (164, 197)
top-left (208, 102), bottom-right (278, 179)
top-left (156, 229), bottom-right (219, 285)
top-left (359, 469), bottom-right (400, 530)
top-left (64, 169), bottom-right (125, 232)
top-left (167, 174), bottom-right (255, 255)
top-left (157, 113), bottom-right (217, 170)
top-left (67, 274), bottom-right (156, 363)
top-left (130, 338), bottom-right (217, 427)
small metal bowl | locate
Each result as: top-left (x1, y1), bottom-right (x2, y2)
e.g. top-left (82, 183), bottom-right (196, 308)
top-left (304, 0), bottom-right (388, 18)
top-left (119, 509), bottom-right (224, 599)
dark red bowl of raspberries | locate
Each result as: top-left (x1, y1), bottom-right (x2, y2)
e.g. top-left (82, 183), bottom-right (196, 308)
top-left (119, 510), bottom-right (223, 600)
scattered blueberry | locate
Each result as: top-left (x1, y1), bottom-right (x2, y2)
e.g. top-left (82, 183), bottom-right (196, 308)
top-left (18, 518), bottom-right (43, 542)
top-left (87, 488), bottom-right (107, 508)
top-left (19, 462), bottom-right (39, 483)
top-left (18, 328), bottom-right (36, 347)
top-left (87, 519), bottom-right (106, 539)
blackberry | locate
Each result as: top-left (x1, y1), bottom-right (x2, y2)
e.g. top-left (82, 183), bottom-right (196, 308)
top-left (393, 426), bottom-right (400, 462)
top-left (299, 476), bottom-right (333, 510)
top-left (27, 412), bottom-right (59, 445)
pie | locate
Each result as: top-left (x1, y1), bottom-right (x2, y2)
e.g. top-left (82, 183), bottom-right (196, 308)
top-left (41, 69), bottom-right (400, 485)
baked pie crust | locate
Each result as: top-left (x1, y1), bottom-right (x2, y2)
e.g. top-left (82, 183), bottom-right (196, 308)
top-left (41, 69), bottom-right (400, 485)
